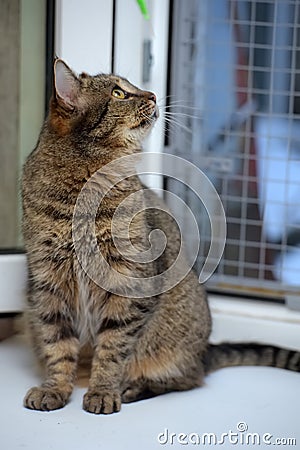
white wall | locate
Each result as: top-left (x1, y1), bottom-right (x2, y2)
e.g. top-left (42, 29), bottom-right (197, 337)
top-left (55, 0), bottom-right (114, 74)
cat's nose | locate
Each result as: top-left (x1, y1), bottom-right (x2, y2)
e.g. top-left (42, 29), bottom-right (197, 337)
top-left (147, 92), bottom-right (156, 104)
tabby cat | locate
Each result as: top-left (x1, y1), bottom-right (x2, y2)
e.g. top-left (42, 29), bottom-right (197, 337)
top-left (22, 59), bottom-right (300, 415)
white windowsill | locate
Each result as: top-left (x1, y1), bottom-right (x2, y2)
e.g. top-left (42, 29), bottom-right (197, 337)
top-left (1, 256), bottom-right (300, 450)
top-left (1, 333), bottom-right (299, 450)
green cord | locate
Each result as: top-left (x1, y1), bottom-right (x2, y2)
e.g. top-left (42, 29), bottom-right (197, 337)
top-left (136, 0), bottom-right (150, 20)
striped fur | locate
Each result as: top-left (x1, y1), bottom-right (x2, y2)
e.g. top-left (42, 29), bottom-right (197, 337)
top-left (204, 343), bottom-right (300, 374)
top-left (22, 60), bottom-right (299, 415)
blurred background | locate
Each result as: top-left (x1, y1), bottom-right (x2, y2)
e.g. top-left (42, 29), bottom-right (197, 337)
top-left (1, 0), bottom-right (300, 310)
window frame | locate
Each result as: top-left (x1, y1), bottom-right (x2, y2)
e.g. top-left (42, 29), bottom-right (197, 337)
top-left (1, 0), bottom-right (299, 351)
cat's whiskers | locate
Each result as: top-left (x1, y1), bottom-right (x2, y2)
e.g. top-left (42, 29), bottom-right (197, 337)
top-left (158, 97), bottom-right (202, 110)
top-left (163, 117), bottom-right (193, 135)
top-left (159, 103), bottom-right (202, 114)
top-left (156, 100), bottom-right (203, 142)
top-left (163, 111), bottom-right (202, 121)
top-left (159, 112), bottom-right (194, 135)
top-left (139, 109), bottom-right (154, 127)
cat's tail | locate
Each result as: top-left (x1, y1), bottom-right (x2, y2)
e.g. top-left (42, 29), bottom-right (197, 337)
top-left (203, 343), bottom-right (300, 374)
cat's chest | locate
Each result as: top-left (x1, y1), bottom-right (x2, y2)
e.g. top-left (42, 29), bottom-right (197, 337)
top-left (74, 268), bottom-right (106, 345)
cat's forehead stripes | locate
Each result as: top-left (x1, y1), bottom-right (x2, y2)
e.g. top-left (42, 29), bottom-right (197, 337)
top-left (111, 77), bottom-right (156, 102)
top-left (112, 77), bottom-right (139, 93)
top-left (89, 74), bottom-right (145, 96)
top-left (78, 72), bottom-right (154, 101)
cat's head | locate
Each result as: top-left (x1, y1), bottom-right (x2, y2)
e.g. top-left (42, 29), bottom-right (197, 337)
top-left (50, 59), bottom-right (158, 147)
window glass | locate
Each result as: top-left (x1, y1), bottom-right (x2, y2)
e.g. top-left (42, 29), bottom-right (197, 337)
top-left (168, 0), bottom-right (300, 304)
top-left (0, 0), bottom-right (46, 249)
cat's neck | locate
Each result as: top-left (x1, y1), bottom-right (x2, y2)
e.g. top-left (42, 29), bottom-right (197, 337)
top-left (42, 121), bottom-right (142, 170)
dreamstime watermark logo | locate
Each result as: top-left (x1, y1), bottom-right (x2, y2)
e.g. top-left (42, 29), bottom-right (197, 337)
top-left (72, 152), bottom-right (226, 298)
top-left (157, 422), bottom-right (297, 446)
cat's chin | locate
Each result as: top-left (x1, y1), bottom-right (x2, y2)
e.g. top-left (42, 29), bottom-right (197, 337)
top-left (131, 109), bottom-right (158, 130)
top-left (127, 113), bottom-right (158, 143)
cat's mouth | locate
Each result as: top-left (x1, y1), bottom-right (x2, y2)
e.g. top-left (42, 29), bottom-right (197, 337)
top-left (141, 106), bottom-right (159, 126)
top-left (132, 106), bottom-right (159, 130)
top-left (151, 107), bottom-right (159, 120)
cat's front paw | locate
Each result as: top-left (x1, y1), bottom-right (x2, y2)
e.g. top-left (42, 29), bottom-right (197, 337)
top-left (83, 389), bottom-right (121, 414)
top-left (24, 386), bottom-right (67, 411)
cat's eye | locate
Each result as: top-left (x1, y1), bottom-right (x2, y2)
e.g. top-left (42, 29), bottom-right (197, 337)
top-left (112, 88), bottom-right (126, 99)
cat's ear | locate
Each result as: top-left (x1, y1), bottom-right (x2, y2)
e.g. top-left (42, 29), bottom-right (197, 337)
top-left (54, 59), bottom-right (80, 110)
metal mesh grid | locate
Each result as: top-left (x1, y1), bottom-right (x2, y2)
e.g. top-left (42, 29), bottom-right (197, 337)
top-left (167, 0), bottom-right (300, 303)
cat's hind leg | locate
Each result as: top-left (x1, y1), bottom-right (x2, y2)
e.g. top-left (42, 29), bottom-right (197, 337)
top-left (122, 373), bottom-right (203, 403)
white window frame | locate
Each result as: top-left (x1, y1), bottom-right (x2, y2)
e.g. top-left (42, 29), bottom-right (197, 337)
top-left (1, 0), bottom-right (299, 350)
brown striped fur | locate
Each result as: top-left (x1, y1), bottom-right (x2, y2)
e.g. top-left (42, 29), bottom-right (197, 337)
top-left (22, 60), bottom-right (300, 415)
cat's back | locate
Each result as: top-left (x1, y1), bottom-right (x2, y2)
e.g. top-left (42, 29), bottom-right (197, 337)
top-left (22, 130), bottom-right (81, 265)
